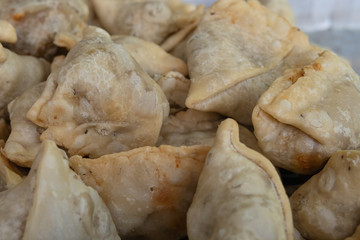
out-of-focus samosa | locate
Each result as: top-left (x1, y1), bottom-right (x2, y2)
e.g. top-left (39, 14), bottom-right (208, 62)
top-left (3, 83), bottom-right (45, 167)
top-left (0, 140), bottom-right (120, 240)
top-left (92, 0), bottom-right (203, 46)
top-left (187, 119), bottom-right (293, 240)
top-left (70, 144), bottom-right (210, 240)
top-left (259, 0), bottom-right (295, 23)
top-left (0, 0), bottom-right (89, 59)
top-left (291, 150), bottom-right (360, 240)
top-left (27, 26), bottom-right (169, 158)
top-left (0, 20), bottom-right (50, 118)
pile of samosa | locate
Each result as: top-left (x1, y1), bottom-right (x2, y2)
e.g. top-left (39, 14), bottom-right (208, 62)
top-left (0, 0), bottom-right (359, 239)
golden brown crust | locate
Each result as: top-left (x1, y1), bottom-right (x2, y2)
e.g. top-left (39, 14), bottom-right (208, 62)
top-left (253, 51), bottom-right (360, 174)
top-left (69, 144), bottom-right (210, 239)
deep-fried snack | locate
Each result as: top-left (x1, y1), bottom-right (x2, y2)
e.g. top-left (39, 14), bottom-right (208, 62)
top-left (291, 150), bottom-right (360, 240)
top-left (27, 26), bottom-right (169, 158)
top-left (187, 119), bottom-right (293, 240)
top-left (70, 144), bottom-right (210, 240)
top-left (0, 140), bottom-right (120, 240)
top-left (0, 0), bottom-right (89, 59)
top-left (253, 51), bottom-right (360, 174)
top-left (3, 83), bottom-right (45, 167)
top-left (186, 0), bottom-right (319, 125)
top-left (92, 0), bottom-right (202, 45)
top-left (0, 21), bottom-right (50, 118)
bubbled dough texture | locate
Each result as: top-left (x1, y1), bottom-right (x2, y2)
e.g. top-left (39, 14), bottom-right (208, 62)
top-left (253, 51), bottom-right (360, 174)
top-left (27, 27), bottom-right (169, 158)
top-left (187, 119), bottom-right (293, 240)
top-left (290, 150), bottom-right (360, 240)
top-left (69, 144), bottom-right (209, 240)
top-left (3, 83), bottom-right (45, 167)
top-left (185, 0), bottom-right (318, 125)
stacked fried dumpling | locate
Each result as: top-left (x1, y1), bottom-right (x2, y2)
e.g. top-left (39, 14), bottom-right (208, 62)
top-left (0, 0), bottom-right (89, 59)
top-left (186, 0), bottom-right (320, 125)
top-left (291, 150), bottom-right (360, 240)
top-left (0, 20), bottom-right (50, 118)
top-left (253, 51), bottom-right (360, 174)
top-left (70, 144), bottom-right (210, 240)
top-left (0, 0), bottom-right (359, 239)
top-left (3, 83), bottom-right (45, 167)
top-left (187, 119), bottom-right (293, 240)
top-left (0, 140), bottom-right (120, 240)
top-left (92, 0), bottom-right (204, 47)
top-left (27, 26), bottom-right (169, 158)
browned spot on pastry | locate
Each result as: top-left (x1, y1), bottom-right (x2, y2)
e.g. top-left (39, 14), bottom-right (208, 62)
top-left (152, 185), bottom-right (176, 207)
top-left (175, 157), bottom-right (181, 168)
top-left (312, 62), bottom-right (322, 71)
top-left (12, 13), bottom-right (25, 21)
top-left (296, 154), bottom-right (314, 171)
top-left (288, 69), bottom-right (305, 83)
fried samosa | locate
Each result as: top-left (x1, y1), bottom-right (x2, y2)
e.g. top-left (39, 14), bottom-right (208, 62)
top-left (3, 83), bottom-right (45, 167)
top-left (187, 119), bottom-right (293, 240)
top-left (253, 50), bottom-right (360, 174)
top-left (69, 144), bottom-right (210, 240)
top-left (185, 0), bottom-right (320, 125)
top-left (27, 26), bottom-right (169, 158)
top-left (92, 0), bottom-right (202, 45)
top-left (290, 150), bottom-right (360, 240)
top-left (0, 140), bottom-right (120, 240)
top-left (0, 21), bottom-right (50, 118)
top-left (0, 0), bottom-right (89, 59)
top-left (112, 35), bottom-right (188, 78)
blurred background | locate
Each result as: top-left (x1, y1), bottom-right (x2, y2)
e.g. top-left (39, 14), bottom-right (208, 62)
top-left (184, 0), bottom-right (360, 73)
